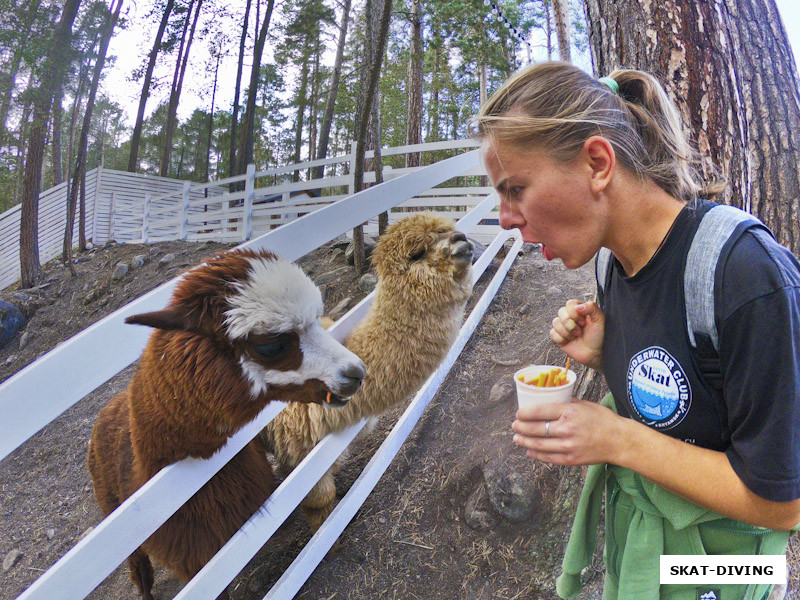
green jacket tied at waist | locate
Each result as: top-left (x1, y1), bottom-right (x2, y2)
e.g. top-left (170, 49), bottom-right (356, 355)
top-left (556, 394), bottom-right (792, 600)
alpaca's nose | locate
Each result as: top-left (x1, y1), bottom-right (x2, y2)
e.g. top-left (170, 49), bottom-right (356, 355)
top-left (339, 360), bottom-right (366, 396)
top-left (449, 231), bottom-right (473, 261)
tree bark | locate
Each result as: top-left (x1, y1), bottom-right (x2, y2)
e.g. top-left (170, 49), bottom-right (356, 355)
top-left (20, 0), bottom-right (81, 288)
top-left (229, 0), bottom-right (252, 179)
top-left (584, 0), bottom-right (800, 254)
top-left (292, 55), bottom-right (311, 181)
top-left (128, 0), bottom-right (175, 172)
top-left (0, 0), bottom-right (43, 148)
top-left (552, 0), bottom-right (570, 62)
top-left (205, 48), bottom-right (221, 182)
top-left (238, 0), bottom-right (276, 175)
top-left (313, 0), bottom-right (352, 181)
top-left (428, 34), bottom-right (442, 142)
top-left (404, 0), bottom-right (423, 168)
top-left (308, 44), bottom-right (320, 168)
top-left (352, 0), bottom-right (392, 274)
top-left (372, 88), bottom-right (388, 235)
top-left (64, 0), bottom-right (122, 272)
top-left (65, 62), bottom-right (88, 206)
top-left (544, 0), bottom-right (552, 60)
top-left (159, 0), bottom-right (203, 177)
top-left (52, 81), bottom-right (64, 186)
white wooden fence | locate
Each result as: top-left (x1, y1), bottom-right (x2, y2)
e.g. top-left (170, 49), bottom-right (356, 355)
top-left (1, 148), bottom-right (519, 599)
top-left (1, 139), bottom-right (495, 292)
top-left (0, 148), bottom-right (522, 599)
top-left (0, 168), bottom-right (226, 291)
top-left (110, 139), bottom-right (498, 247)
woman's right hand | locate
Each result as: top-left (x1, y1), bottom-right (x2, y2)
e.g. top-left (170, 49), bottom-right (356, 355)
top-left (550, 299), bottom-right (605, 371)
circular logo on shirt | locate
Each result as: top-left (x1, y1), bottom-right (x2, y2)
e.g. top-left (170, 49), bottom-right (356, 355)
top-left (627, 347), bottom-right (691, 430)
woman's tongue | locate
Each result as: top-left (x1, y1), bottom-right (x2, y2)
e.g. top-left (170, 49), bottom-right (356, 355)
top-left (542, 244), bottom-right (555, 261)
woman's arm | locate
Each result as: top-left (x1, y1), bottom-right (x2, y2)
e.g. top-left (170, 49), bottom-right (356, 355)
top-left (512, 400), bottom-right (800, 530)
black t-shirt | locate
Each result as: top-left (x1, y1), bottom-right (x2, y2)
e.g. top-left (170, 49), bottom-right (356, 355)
top-left (600, 201), bottom-right (800, 502)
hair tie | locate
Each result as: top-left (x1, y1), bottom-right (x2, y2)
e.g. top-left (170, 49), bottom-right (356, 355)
top-left (598, 76), bottom-right (619, 94)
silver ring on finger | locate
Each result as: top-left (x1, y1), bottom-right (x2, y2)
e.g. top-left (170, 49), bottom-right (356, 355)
top-left (545, 421), bottom-right (551, 438)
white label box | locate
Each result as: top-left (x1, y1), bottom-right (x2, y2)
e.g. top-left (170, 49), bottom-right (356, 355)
top-left (660, 555), bottom-right (786, 584)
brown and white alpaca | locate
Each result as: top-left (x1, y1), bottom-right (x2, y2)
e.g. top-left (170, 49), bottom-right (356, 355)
top-left (87, 249), bottom-right (366, 600)
top-left (260, 214), bottom-right (473, 532)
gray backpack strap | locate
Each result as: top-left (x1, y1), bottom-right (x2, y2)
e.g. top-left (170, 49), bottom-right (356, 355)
top-left (595, 247), bottom-right (613, 307)
top-left (684, 204), bottom-right (763, 352)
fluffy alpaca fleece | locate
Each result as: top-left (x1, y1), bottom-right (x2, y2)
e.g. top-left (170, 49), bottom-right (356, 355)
top-left (260, 214), bottom-right (473, 531)
top-left (87, 249), bottom-right (365, 600)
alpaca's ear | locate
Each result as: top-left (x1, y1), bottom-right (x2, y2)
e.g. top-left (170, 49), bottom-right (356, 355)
top-left (126, 307), bottom-right (197, 332)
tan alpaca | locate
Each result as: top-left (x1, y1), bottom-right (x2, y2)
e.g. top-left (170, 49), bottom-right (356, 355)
top-left (260, 213), bottom-right (473, 531)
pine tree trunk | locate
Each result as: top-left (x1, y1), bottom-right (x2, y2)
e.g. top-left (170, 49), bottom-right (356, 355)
top-left (65, 61), bottom-right (90, 203)
top-left (229, 0), bottom-right (252, 179)
top-left (313, 0), bottom-right (352, 181)
top-left (552, 0), bottom-right (571, 62)
top-left (20, 0), bottom-right (81, 288)
top-left (79, 167), bottom-right (86, 250)
top-left (52, 81), bottom-right (64, 186)
top-left (352, 0), bottom-right (392, 274)
top-left (479, 63), bottom-right (487, 105)
top-left (160, 0), bottom-right (202, 177)
top-left (0, 0), bottom-right (42, 148)
top-left (544, 0), bottom-right (552, 60)
top-left (128, 0), bottom-right (175, 172)
top-left (372, 88), bottom-right (388, 235)
top-left (292, 56), bottom-right (311, 182)
top-left (428, 36), bottom-right (441, 142)
top-left (584, 0), bottom-right (800, 254)
top-left (64, 0), bottom-right (122, 272)
top-left (238, 0), bottom-right (276, 175)
top-left (14, 99), bottom-right (32, 206)
top-left (404, 0), bottom-right (423, 168)
top-left (308, 45), bottom-right (320, 168)
top-left (205, 50), bottom-right (220, 183)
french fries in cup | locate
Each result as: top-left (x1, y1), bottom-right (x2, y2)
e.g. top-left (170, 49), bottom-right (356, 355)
top-left (513, 365), bottom-right (576, 408)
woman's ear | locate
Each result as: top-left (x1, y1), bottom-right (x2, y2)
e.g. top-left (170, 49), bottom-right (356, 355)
top-left (582, 136), bottom-right (615, 194)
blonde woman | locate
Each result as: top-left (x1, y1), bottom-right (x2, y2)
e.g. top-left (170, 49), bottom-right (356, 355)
top-left (475, 61), bottom-right (800, 600)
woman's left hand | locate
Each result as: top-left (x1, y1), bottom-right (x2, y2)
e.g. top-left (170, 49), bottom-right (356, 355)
top-left (512, 399), bottom-right (628, 466)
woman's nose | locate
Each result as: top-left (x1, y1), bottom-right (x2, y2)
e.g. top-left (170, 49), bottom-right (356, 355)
top-left (498, 198), bottom-right (525, 230)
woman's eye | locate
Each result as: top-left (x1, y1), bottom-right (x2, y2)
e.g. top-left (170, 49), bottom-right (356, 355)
top-left (254, 341), bottom-right (285, 358)
top-left (409, 248), bottom-right (425, 261)
top-left (509, 186), bottom-right (523, 197)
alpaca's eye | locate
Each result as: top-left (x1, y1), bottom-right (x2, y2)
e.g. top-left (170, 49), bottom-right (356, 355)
top-left (254, 341), bottom-right (285, 358)
top-left (409, 248), bottom-right (425, 261)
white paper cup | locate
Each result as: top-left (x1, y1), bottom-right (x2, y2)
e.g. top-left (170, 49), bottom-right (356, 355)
top-left (514, 365), bottom-right (576, 408)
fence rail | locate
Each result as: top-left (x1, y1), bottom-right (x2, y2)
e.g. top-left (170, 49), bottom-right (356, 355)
top-left (0, 168), bottom-right (226, 291)
top-left (0, 140), bottom-right (495, 292)
top-left (0, 151), bottom-right (521, 600)
top-left (2, 146), bottom-right (519, 600)
top-left (111, 139), bottom-right (498, 247)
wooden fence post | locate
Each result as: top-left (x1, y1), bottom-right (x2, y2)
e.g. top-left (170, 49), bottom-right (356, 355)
top-left (142, 193), bottom-right (151, 243)
top-left (180, 181), bottom-right (190, 241)
top-left (348, 140), bottom-right (357, 197)
top-left (243, 163), bottom-right (255, 240)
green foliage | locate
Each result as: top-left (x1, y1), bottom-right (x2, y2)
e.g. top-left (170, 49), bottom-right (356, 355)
top-left (0, 0), bottom-right (592, 214)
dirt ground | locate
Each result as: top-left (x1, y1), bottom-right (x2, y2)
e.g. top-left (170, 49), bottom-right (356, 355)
top-left (0, 236), bottom-right (797, 600)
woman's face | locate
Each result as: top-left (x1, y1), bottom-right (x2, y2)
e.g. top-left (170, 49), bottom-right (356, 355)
top-left (482, 139), bottom-right (604, 269)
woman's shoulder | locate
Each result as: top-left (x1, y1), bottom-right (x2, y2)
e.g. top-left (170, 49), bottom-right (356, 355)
top-left (720, 226), bottom-right (800, 319)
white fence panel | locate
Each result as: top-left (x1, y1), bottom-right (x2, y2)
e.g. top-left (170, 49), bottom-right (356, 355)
top-left (2, 149), bottom-right (516, 600)
top-left (0, 169), bottom-right (99, 290)
top-left (105, 139), bottom-right (495, 245)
